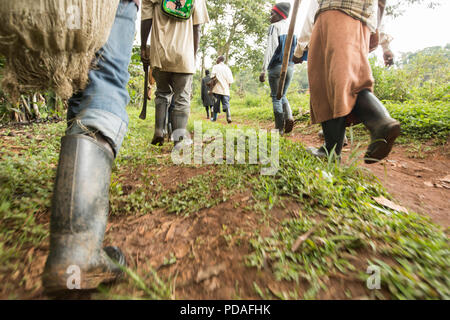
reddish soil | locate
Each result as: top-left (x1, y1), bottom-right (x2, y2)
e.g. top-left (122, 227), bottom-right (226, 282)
top-left (287, 123), bottom-right (450, 228)
top-left (1, 118), bottom-right (448, 300)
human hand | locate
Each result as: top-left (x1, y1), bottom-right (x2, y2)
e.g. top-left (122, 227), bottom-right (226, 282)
top-left (369, 30), bottom-right (379, 52)
top-left (259, 72), bottom-right (266, 83)
top-left (383, 49), bottom-right (394, 67)
top-left (141, 45), bottom-right (150, 69)
top-left (292, 55), bottom-right (303, 64)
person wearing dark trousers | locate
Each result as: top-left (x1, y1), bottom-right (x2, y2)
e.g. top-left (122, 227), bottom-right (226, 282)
top-left (141, 0), bottom-right (209, 146)
top-left (211, 56), bottom-right (234, 123)
top-left (294, 0), bottom-right (400, 162)
top-left (201, 70), bottom-right (214, 120)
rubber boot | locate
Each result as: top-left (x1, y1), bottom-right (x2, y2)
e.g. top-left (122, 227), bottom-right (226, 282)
top-left (206, 107), bottom-right (210, 120)
top-left (171, 109), bottom-right (192, 149)
top-left (283, 102), bottom-right (294, 134)
top-left (151, 103), bottom-right (167, 146)
top-left (274, 112), bottom-right (285, 135)
top-left (42, 134), bottom-right (126, 293)
top-left (318, 129), bottom-right (349, 146)
top-left (353, 90), bottom-right (400, 164)
top-left (226, 108), bottom-right (232, 124)
top-left (307, 117), bottom-right (346, 159)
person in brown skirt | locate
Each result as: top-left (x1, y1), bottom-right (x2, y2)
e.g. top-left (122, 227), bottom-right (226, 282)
top-left (294, 0), bottom-right (400, 163)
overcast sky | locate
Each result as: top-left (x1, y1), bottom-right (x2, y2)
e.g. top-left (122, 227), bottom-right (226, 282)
top-left (290, 0), bottom-right (450, 59)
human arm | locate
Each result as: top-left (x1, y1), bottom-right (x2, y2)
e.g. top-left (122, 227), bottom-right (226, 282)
top-left (260, 25), bottom-right (279, 82)
top-left (293, 0), bottom-right (317, 63)
top-left (140, 19), bottom-right (152, 69)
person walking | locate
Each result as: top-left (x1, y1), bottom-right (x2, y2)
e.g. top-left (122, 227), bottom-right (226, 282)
top-left (260, 2), bottom-right (297, 135)
top-left (141, 0), bottom-right (209, 146)
top-left (296, 0), bottom-right (400, 162)
top-left (211, 56), bottom-right (234, 123)
top-left (201, 69), bottom-right (215, 120)
top-left (42, 0), bottom-right (140, 292)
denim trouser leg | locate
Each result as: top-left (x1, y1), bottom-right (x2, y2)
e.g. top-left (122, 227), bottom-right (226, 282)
top-left (268, 64), bottom-right (294, 114)
top-left (213, 94), bottom-right (230, 113)
top-left (66, 1), bottom-right (137, 155)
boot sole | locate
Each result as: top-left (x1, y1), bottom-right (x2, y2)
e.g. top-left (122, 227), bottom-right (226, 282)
top-left (43, 271), bottom-right (121, 295)
top-left (151, 136), bottom-right (164, 146)
top-left (284, 119), bottom-right (294, 133)
top-left (365, 121), bottom-right (400, 164)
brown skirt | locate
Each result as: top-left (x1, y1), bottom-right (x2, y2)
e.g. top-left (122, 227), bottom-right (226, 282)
top-left (308, 9), bottom-right (374, 125)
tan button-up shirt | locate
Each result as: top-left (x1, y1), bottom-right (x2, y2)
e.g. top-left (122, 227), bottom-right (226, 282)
top-left (211, 62), bottom-right (234, 96)
top-left (142, 0), bottom-right (209, 74)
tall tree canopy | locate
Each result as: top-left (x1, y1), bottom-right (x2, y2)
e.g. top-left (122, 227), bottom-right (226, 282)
top-left (201, 0), bottom-right (275, 71)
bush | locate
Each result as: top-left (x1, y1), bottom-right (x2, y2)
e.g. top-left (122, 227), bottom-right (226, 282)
top-left (385, 100), bottom-right (450, 142)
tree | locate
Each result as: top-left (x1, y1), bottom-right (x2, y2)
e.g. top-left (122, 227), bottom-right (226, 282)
top-left (202, 0), bottom-right (274, 71)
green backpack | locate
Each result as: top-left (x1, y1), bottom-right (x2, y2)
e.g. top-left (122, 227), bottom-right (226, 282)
top-left (161, 0), bottom-right (195, 20)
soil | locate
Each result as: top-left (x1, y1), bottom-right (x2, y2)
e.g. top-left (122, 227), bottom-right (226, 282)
top-left (0, 117), bottom-right (448, 300)
top-left (287, 122), bottom-right (450, 228)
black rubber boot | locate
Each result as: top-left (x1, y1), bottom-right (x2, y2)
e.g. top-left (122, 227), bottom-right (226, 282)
top-left (206, 107), bottom-right (210, 120)
top-left (42, 134), bottom-right (126, 294)
top-left (171, 109), bottom-right (192, 149)
top-left (274, 112), bottom-right (285, 135)
top-left (152, 103), bottom-right (167, 146)
top-left (307, 117), bottom-right (346, 159)
top-left (318, 129), bottom-right (349, 146)
top-left (353, 90), bottom-right (400, 164)
top-left (226, 109), bottom-right (232, 124)
top-left (283, 102), bottom-right (294, 134)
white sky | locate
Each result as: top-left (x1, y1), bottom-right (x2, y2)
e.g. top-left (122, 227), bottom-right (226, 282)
top-left (136, 0), bottom-right (450, 66)
top-left (287, 0), bottom-right (450, 60)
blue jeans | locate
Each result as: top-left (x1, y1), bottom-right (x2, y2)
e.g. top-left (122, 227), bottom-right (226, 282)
top-left (213, 94), bottom-right (230, 113)
top-left (268, 64), bottom-right (294, 115)
top-left (66, 1), bottom-right (137, 155)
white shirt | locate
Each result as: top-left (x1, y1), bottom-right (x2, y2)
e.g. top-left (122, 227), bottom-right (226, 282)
top-left (262, 19), bottom-right (290, 72)
top-left (211, 62), bottom-right (234, 96)
top-left (294, 0), bottom-right (390, 58)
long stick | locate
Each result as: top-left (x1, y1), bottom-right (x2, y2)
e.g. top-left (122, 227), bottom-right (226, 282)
top-left (276, 0), bottom-right (301, 100)
top-left (139, 64), bottom-right (149, 120)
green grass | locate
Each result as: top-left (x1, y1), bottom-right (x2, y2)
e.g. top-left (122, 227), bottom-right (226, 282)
top-left (0, 100), bottom-right (449, 300)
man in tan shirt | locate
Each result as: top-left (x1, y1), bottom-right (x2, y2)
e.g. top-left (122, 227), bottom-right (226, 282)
top-left (211, 56), bottom-right (234, 123)
top-left (141, 0), bottom-right (209, 146)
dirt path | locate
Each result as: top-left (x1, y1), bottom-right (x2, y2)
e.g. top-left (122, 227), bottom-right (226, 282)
top-left (1, 115), bottom-right (448, 300)
top-left (287, 123), bottom-right (450, 228)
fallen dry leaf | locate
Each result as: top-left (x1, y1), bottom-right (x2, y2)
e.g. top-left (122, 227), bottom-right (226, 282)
top-left (423, 181), bottom-right (433, 187)
top-left (165, 221), bottom-right (178, 242)
top-left (196, 263), bottom-right (227, 283)
top-left (439, 175), bottom-right (450, 184)
top-left (373, 196), bottom-right (408, 214)
top-left (292, 228), bottom-right (316, 252)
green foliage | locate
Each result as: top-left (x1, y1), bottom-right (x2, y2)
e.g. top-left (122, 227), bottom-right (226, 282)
top-left (385, 100), bottom-right (450, 142)
top-left (371, 45), bottom-right (450, 102)
top-left (203, 0), bottom-right (274, 71)
top-left (246, 140), bottom-right (450, 300)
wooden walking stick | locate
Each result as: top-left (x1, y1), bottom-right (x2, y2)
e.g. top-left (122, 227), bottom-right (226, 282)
top-left (276, 0), bottom-right (301, 100)
top-left (139, 64), bottom-right (149, 120)
top-left (140, 46), bottom-right (150, 120)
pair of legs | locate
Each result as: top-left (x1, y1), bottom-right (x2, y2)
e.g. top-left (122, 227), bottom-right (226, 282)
top-left (204, 105), bottom-right (213, 119)
top-left (212, 94), bottom-right (231, 123)
top-left (309, 89), bottom-right (400, 163)
top-left (42, 1), bottom-right (137, 293)
top-left (268, 64), bottom-right (295, 135)
top-left (151, 69), bottom-right (193, 146)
